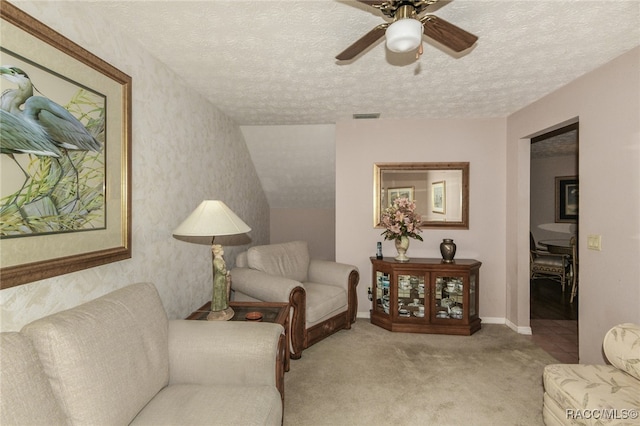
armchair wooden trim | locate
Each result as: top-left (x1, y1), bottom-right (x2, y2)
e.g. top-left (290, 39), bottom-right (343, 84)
top-left (304, 269), bottom-right (359, 351)
top-left (346, 269), bottom-right (359, 327)
top-left (289, 286), bottom-right (305, 360)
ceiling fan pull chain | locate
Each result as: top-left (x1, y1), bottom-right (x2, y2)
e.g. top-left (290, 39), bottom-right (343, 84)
top-left (416, 42), bottom-right (423, 59)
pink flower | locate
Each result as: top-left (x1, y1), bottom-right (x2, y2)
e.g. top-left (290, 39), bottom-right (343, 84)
top-left (380, 197), bottom-right (423, 242)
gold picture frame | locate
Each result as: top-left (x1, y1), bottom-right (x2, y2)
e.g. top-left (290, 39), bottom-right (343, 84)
top-left (0, 1), bottom-right (132, 289)
top-left (431, 181), bottom-right (446, 214)
top-left (387, 187), bottom-right (414, 206)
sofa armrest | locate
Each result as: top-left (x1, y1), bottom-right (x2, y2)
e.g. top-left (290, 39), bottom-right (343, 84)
top-left (231, 268), bottom-right (307, 360)
top-left (307, 260), bottom-right (358, 289)
top-left (308, 260), bottom-right (359, 326)
top-left (603, 323), bottom-right (640, 381)
top-left (231, 268), bottom-right (303, 302)
top-left (167, 320), bottom-right (283, 387)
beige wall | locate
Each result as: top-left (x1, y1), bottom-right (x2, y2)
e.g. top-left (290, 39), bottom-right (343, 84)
top-left (335, 48), bottom-right (639, 365)
top-left (507, 47), bottom-right (640, 363)
top-left (335, 118), bottom-right (508, 322)
top-left (241, 124), bottom-right (336, 210)
top-left (530, 154), bottom-right (578, 243)
top-left (270, 208), bottom-right (336, 260)
top-left (0, 2), bottom-right (269, 331)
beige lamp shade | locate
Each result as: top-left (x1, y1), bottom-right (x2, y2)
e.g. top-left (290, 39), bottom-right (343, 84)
top-left (173, 200), bottom-right (251, 237)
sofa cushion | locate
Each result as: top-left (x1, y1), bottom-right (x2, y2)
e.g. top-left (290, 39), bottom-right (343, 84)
top-left (21, 283), bottom-right (170, 425)
top-left (603, 323), bottom-right (640, 381)
top-left (304, 282), bottom-right (347, 326)
top-left (248, 241), bottom-right (310, 282)
top-left (236, 250), bottom-right (249, 267)
top-left (543, 363), bottom-right (640, 424)
top-left (0, 332), bottom-right (67, 425)
top-left (131, 384), bottom-right (282, 426)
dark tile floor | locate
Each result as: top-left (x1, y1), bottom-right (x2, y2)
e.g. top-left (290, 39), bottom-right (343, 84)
top-left (529, 279), bottom-right (579, 363)
top-left (529, 319), bottom-right (578, 363)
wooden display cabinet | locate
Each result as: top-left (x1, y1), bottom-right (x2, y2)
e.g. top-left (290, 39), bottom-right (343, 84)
top-left (370, 257), bottom-right (481, 335)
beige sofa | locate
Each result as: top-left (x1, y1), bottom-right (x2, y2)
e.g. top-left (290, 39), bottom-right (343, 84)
top-left (231, 241), bottom-right (359, 359)
top-left (0, 282), bottom-right (284, 425)
top-left (543, 323), bottom-right (640, 425)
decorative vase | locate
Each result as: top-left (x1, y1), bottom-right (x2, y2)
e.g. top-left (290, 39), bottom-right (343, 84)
top-left (395, 236), bottom-right (410, 262)
top-left (440, 239), bottom-right (457, 263)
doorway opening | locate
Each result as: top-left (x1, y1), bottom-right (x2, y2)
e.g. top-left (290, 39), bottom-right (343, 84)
top-left (529, 122), bottom-right (579, 363)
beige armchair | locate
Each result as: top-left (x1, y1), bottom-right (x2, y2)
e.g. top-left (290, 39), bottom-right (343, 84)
top-left (231, 241), bottom-right (359, 359)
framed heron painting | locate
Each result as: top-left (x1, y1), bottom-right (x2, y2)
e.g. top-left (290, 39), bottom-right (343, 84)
top-left (0, 1), bottom-right (132, 289)
top-left (555, 176), bottom-right (578, 223)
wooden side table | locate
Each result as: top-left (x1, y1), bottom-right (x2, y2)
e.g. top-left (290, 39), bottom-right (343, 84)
top-left (186, 300), bottom-right (290, 400)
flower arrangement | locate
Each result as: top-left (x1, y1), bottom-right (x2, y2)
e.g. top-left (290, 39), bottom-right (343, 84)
top-left (380, 197), bottom-right (423, 242)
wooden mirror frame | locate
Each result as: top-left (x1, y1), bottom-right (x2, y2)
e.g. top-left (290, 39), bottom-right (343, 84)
top-left (374, 162), bottom-right (469, 229)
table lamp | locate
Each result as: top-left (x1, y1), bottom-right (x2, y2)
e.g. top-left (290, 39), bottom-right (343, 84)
top-left (173, 200), bottom-right (251, 320)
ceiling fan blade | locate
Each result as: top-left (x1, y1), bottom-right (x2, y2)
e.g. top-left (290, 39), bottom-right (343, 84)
top-left (336, 24), bottom-right (388, 60)
top-left (422, 15), bottom-right (478, 52)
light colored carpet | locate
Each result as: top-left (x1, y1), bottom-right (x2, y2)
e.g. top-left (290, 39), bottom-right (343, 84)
top-left (284, 321), bottom-right (557, 426)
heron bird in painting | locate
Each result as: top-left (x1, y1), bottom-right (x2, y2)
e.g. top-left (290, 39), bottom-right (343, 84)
top-left (0, 109), bottom-right (62, 157)
top-left (0, 66), bottom-right (101, 153)
top-left (0, 65), bottom-right (103, 221)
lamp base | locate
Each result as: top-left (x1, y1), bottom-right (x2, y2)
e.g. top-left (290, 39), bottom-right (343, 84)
top-left (207, 307), bottom-right (235, 321)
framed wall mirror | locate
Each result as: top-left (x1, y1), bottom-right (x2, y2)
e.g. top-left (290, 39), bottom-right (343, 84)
top-left (374, 162), bottom-right (469, 229)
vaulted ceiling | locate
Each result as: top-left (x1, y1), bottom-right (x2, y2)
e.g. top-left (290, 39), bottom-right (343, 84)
top-left (86, 1), bottom-right (638, 208)
top-left (86, 0), bottom-right (639, 125)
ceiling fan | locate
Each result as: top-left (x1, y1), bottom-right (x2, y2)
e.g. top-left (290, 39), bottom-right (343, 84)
top-left (336, 0), bottom-right (478, 61)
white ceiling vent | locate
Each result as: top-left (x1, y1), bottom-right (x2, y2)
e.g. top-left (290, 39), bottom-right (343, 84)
top-left (353, 113), bottom-right (381, 120)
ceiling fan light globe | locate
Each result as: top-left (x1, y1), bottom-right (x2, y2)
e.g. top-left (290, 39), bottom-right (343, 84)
top-left (385, 18), bottom-right (423, 53)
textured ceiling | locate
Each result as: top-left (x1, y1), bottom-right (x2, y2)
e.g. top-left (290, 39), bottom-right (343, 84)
top-left (87, 0), bottom-right (640, 126)
top-left (531, 130), bottom-right (578, 159)
top-left (82, 0), bottom-right (638, 209)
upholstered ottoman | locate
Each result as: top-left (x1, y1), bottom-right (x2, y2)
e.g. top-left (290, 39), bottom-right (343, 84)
top-left (542, 323), bottom-right (640, 425)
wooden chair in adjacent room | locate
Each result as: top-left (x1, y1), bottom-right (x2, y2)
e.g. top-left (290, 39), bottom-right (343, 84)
top-left (569, 237), bottom-right (578, 303)
top-left (529, 233), bottom-right (571, 292)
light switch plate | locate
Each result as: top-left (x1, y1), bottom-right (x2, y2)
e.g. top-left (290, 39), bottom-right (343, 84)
top-left (587, 235), bottom-right (602, 251)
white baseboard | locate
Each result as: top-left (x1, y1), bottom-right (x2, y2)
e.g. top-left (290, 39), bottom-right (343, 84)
top-left (506, 319), bottom-right (532, 335)
top-left (482, 318), bottom-right (532, 335)
top-left (481, 317), bottom-right (505, 324)
top-left (357, 312), bottom-right (532, 335)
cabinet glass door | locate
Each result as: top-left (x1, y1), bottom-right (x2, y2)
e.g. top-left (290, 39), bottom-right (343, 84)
top-left (433, 275), bottom-right (465, 321)
top-left (469, 273), bottom-right (477, 317)
top-left (397, 274), bottom-right (426, 319)
top-left (375, 271), bottom-right (390, 315)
